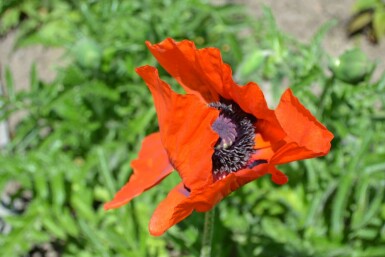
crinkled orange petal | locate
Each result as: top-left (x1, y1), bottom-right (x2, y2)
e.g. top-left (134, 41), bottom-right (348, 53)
top-left (268, 166), bottom-right (289, 185)
top-left (251, 147), bottom-right (274, 162)
top-left (146, 39), bottom-right (219, 102)
top-left (254, 133), bottom-right (271, 150)
top-left (271, 88), bottom-right (334, 165)
top-left (192, 163), bottom-right (270, 212)
top-left (147, 38), bottom-right (245, 102)
top-left (136, 65), bottom-right (219, 190)
top-left (149, 163), bottom-right (271, 236)
top-left (149, 183), bottom-right (192, 236)
top-left (104, 132), bottom-right (173, 210)
top-left (230, 82), bottom-right (286, 144)
top-left (251, 140), bottom-right (289, 185)
top-left (147, 38), bottom-right (286, 146)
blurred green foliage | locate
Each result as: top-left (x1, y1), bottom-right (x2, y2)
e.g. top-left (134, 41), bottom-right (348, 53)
top-left (348, 0), bottom-right (385, 43)
top-left (1, 1), bottom-right (385, 257)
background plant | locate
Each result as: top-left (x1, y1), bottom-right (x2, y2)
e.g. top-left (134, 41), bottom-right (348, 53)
top-left (1, 1), bottom-right (385, 257)
top-left (348, 0), bottom-right (385, 43)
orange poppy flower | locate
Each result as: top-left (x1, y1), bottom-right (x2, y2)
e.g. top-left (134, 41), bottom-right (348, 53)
top-left (104, 38), bottom-right (334, 236)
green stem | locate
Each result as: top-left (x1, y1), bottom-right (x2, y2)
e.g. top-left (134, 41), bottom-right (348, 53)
top-left (200, 207), bottom-right (215, 257)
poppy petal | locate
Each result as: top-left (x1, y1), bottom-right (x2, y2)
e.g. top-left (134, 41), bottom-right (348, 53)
top-left (146, 38), bottom-right (242, 103)
top-left (255, 133), bottom-right (271, 149)
top-left (272, 88), bottom-right (334, 164)
top-left (150, 163), bottom-right (271, 236)
top-left (104, 132), bottom-right (173, 210)
top-left (136, 65), bottom-right (219, 190)
top-left (149, 183), bottom-right (193, 236)
top-left (191, 163), bottom-right (270, 212)
top-left (251, 146), bottom-right (274, 162)
top-left (269, 166), bottom-right (289, 185)
top-left (147, 39), bottom-right (286, 145)
top-left (229, 82), bottom-right (286, 144)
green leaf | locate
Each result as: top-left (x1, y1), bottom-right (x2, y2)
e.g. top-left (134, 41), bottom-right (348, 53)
top-left (373, 8), bottom-right (385, 38)
top-left (51, 170), bottom-right (66, 207)
top-left (330, 173), bottom-right (354, 240)
top-left (353, 0), bottom-right (378, 11)
top-left (0, 8), bottom-right (20, 34)
top-left (97, 147), bottom-right (117, 197)
top-left (29, 63), bottom-right (39, 91)
top-left (237, 50), bottom-right (266, 78)
top-left (4, 66), bottom-right (15, 102)
top-left (43, 213), bottom-right (67, 239)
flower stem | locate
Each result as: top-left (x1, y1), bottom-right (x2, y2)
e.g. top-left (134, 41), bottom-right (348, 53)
top-left (200, 207), bottom-right (215, 257)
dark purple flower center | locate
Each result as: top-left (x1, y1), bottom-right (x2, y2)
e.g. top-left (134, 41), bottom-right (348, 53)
top-left (209, 100), bottom-right (256, 180)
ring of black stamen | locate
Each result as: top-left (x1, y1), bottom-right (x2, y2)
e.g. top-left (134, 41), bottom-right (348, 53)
top-left (209, 100), bottom-right (256, 180)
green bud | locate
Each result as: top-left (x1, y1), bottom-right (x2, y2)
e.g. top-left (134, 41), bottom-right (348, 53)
top-left (329, 48), bottom-right (373, 84)
top-left (73, 38), bottom-right (102, 70)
